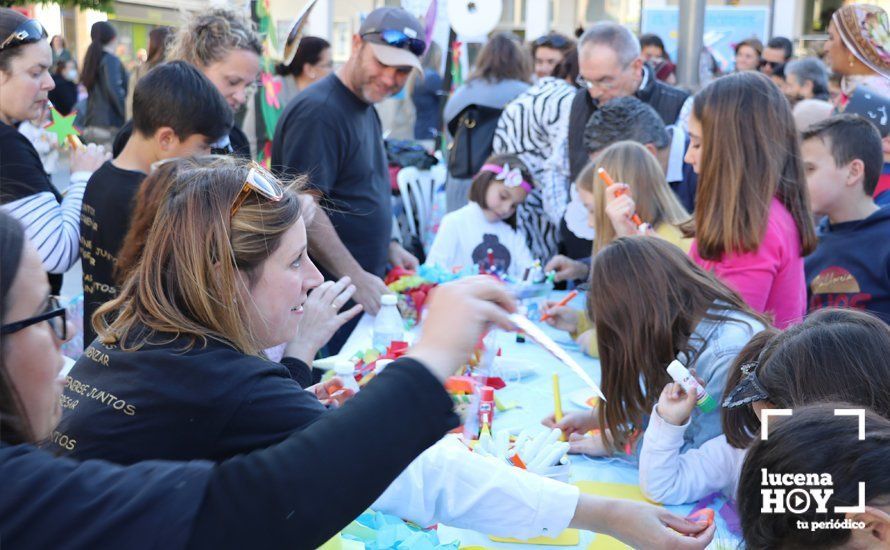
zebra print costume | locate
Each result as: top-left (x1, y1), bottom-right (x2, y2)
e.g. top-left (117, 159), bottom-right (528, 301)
top-left (493, 77), bottom-right (576, 261)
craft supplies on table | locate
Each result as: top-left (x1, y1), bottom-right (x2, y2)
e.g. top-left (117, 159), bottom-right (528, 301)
top-left (340, 292), bottom-right (741, 549)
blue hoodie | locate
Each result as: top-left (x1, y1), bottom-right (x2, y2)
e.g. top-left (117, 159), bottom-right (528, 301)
top-left (805, 205), bottom-right (890, 323)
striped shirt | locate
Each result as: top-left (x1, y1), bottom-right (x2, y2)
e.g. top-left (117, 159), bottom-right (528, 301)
top-left (493, 78), bottom-right (576, 261)
top-left (2, 173), bottom-right (89, 274)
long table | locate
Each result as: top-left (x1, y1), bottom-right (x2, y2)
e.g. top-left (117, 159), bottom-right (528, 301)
top-left (340, 292), bottom-right (738, 549)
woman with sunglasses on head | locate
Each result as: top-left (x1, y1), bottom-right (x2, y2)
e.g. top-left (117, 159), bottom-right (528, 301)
top-left (531, 32), bottom-right (575, 80)
top-left (0, 8), bottom-right (109, 295)
top-left (49, 156), bottom-right (714, 550)
top-left (0, 210), bottom-right (524, 549)
top-left (112, 9), bottom-right (262, 158)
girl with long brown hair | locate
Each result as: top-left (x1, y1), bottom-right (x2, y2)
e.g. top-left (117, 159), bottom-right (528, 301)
top-left (545, 236), bottom-right (767, 459)
top-left (641, 308), bottom-right (890, 507)
top-left (686, 71), bottom-right (817, 328)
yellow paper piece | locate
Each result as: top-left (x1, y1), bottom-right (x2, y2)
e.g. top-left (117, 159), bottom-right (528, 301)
top-left (587, 533), bottom-right (631, 549)
top-left (574, 481), bottom-right (660, 549)
top-left (489, 528), bottom-right (580, 546)
top-left (574, 481), bottom-right (659, 504)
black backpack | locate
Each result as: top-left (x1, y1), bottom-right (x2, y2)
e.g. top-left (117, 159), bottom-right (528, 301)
top-left (447, 104), bottom-right (503, 179)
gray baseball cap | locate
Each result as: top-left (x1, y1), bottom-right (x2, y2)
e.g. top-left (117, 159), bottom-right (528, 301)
top-left (359, 7), bottom-right (425, 71)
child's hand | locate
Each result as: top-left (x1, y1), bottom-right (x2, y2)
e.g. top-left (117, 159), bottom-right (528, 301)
top-left (542, 409), bottom-right (599, 438)
top-left (567, 431), bottom-right (610, 457)
top-left (655, 381), bottom-right (698, 426)
top-left (604, 183), bottom-right (640, 238)
top-left (544, 254), bottom-right (589, 282)
top-left (541, 302), bottom-right (579, 332)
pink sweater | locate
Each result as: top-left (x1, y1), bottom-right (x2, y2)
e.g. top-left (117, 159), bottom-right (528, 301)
top-left (690, 198), bottom-right (805, 328)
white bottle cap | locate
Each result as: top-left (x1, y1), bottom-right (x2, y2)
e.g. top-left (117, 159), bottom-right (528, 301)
top-left (666, 360), bottom-right (691, 384)
top-left (381, 294), bottom-right (398, 306)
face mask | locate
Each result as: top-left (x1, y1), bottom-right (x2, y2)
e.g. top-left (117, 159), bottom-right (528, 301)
top-left (65, 69), bottom-right (78, 81)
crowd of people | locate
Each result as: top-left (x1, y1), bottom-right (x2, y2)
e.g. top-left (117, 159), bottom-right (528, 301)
top-left (2, 2), bottom-right (890, 548)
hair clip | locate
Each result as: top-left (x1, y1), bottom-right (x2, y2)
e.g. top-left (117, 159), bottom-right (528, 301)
top-left (740, 361), bottom-right (758, 376)
top-left (480, 162), bottom-right (533, 193)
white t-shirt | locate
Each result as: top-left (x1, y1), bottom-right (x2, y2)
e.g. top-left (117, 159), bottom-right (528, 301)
top-left (426, 201), bottom-right (534, 279)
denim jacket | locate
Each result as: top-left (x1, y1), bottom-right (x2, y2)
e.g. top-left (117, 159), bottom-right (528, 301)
top-left (631, 307), bottom-right (765, 462)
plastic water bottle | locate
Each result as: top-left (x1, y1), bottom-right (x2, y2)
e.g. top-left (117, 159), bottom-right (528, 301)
top-left (373, 294), bottom-right (404, 350)
top-left (333, 361), bottom-right (360, 393)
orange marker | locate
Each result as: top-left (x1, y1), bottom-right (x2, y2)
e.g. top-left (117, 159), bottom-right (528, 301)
top-left (67, 134), bottom-right (82, 150)
top-left (540, 290), bottom-right (578, 322)
top-left (596, 167), bottom-right (644, 227)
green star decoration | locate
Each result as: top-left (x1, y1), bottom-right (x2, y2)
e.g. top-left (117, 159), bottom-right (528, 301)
top-left (46, 107), bottom-right (81, 148)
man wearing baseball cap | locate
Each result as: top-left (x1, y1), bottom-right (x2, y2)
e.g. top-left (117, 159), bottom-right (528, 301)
top-left (272, 7), bottom-right (424, 354)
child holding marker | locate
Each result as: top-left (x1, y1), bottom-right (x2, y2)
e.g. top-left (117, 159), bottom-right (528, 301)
top-left (543, 237), bottom-right (766, 458)
top-left (542, 141), bottom-right (692, 356)
top-left (426, 154), bottom-right (535, 279)
top-left (583, 141), bottom-right (692, 254)
top-left (685, 72), bottom-right (817, 328)
top-left (639, 308), bottom-right (890, 505)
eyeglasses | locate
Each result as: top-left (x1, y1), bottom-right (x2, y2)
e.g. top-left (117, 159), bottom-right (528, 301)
top-left (231, 162), bottom-right (284, 217)
top-left (534, 34), bottom-right (569, 49)
top-left (363, 29), bottom-right (426, 57)
top-left (0, 19), bottom-right (48, 52)
top-left (0, 296), bottom-right (67, 341)
top-left (576, 73), bottom-right (622, 91)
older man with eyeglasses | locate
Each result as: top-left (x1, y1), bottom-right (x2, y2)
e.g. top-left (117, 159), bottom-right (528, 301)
top-left (542, 22), bottom-right (690, 263)
top-left (272, 7), bottom-right (423, 355)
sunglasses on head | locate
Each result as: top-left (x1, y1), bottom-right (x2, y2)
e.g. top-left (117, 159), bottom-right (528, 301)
top-left (231, 162), bottom-right (285, 217)
top-left (0, 296), bottom-right (67, 341)
top-left (760, 60), bottom-right (784, 70)
top-left (534, 35), bottom-right (569, 49)
top-left (364, 29), bottom-right (426, 57)
top-left (0, 19), bottom-right (48, 52)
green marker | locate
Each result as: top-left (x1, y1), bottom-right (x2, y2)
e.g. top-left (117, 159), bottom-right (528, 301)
top-left (666, 360), bottom-right (717, 413)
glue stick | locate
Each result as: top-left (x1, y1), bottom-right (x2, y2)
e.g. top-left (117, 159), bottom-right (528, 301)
top-left (666, 360), bottom-right (716, 413)
top-left (478, 386), bottom-right (495, 428)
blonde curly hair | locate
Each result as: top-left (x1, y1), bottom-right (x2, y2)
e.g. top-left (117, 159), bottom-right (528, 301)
top-left (168, 8), bottom-right (262, 69)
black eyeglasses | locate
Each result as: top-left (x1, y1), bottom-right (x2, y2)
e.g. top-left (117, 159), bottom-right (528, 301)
top-left (534, 34), bottom-right (569, 49)
top-left (0, 296), bottom-right (67, 340)
top-left (759, 60), bottom-right (784, 70)
top-left (0, 19), bottom-right (48, 52)
top-left (363, 29), bottom-right (426, 57)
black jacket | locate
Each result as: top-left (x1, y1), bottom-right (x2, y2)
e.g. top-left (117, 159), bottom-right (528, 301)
top-left (85, 52), bottom-right (128, 128)
top-left (4, 358), bottom-right (456, 549)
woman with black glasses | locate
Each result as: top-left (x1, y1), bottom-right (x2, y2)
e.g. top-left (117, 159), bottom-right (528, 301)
top-left (0, 208), bottom-right (492, 549)
top-left (0, 8), bottom-right (108, 294)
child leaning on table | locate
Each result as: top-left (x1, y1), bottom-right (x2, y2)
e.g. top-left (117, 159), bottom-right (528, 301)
top-left (425, 154), bottom-right (534, 279)
top-left (639, 308), bottom-right (890, 505)
top-left (543, 236), bottom-right (766, 459)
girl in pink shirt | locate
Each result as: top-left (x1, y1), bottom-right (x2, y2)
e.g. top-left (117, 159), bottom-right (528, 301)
top-left (685, 72), bottom-right (817, 328)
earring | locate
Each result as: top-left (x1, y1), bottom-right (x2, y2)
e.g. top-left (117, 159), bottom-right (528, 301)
top-left (849, 56), bottom-right (856, 68)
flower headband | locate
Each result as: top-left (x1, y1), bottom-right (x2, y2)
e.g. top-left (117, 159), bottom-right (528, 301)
top-left (481, 163), bottom-right (533, 193)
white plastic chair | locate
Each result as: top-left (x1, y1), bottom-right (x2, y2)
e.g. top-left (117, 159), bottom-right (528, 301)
top-left (397, 164), bottom-right (446, 253)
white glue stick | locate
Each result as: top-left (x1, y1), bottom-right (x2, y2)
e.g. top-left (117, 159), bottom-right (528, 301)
top-left (666, 360), bottom-right (717, 413)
